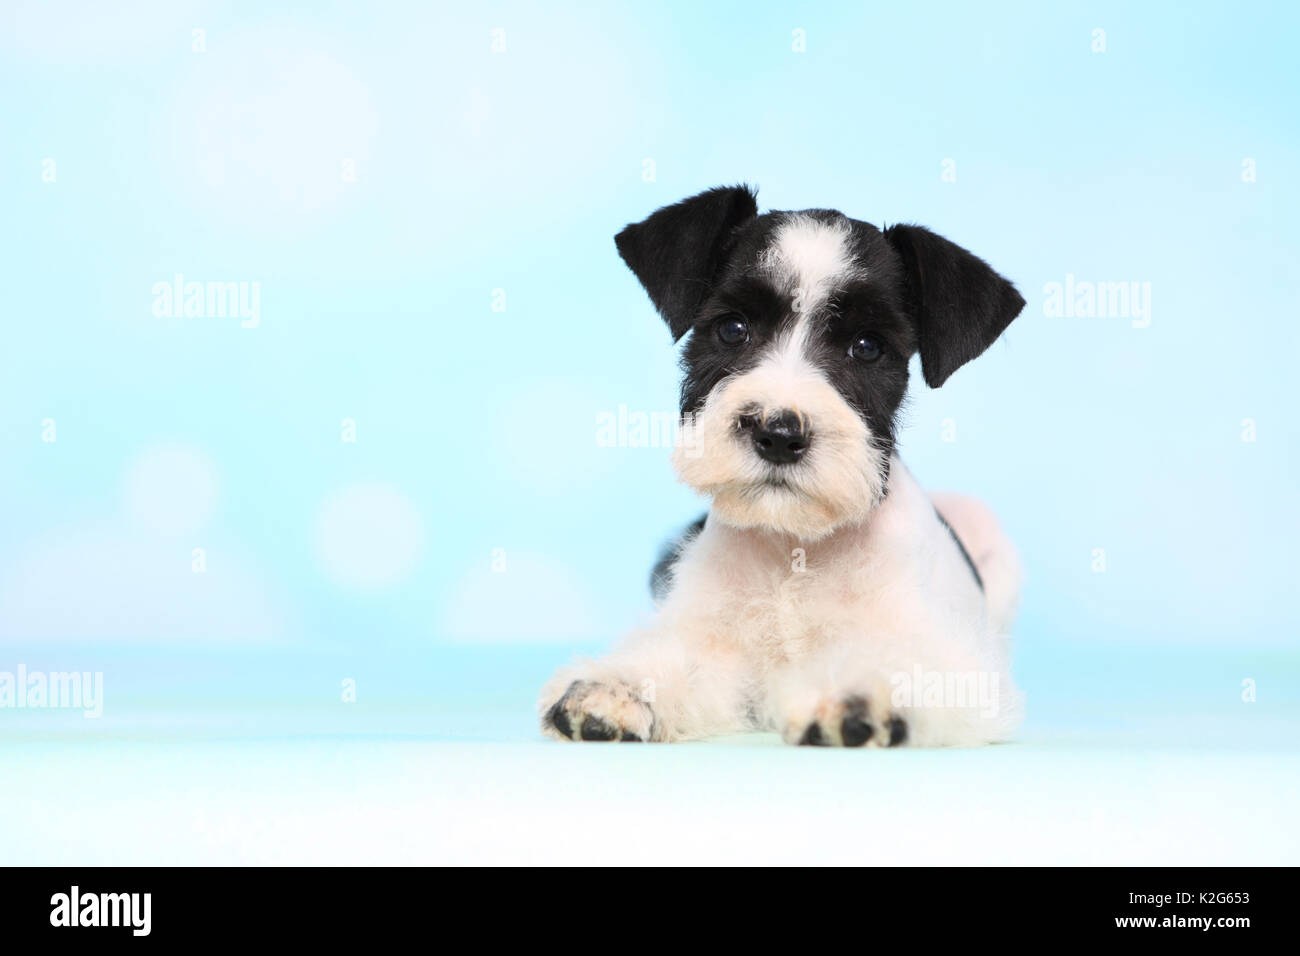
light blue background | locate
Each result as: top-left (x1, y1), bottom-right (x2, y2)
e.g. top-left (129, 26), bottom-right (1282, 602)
top-left (1, 1), bottom-right (1297, 864)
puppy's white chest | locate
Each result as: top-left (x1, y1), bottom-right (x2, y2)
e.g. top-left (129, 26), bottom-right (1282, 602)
top-left (683, 520), bottom-right (894, 663)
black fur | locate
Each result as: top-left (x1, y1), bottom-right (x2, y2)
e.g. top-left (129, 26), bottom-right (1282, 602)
top-left (579, 715), bottom-right (618, 741)
top-left (614, 185), bottom-right (759, 341)
top-left (545, 700), bottom-right (573, 739)
top-left (840, 696), bottom-right (874, 747)
top-left (798, 722), bottom-right (827, 746)
top-left (616, 189), bottom-right (1023, 461)
top-left (886, 715), bottom-right (908, 747)
top-left (650, 513), bottom-right (707, 601)
top-left (882, 223), bottom-right (1026, 388)
top-left (935, 508), bottom-right (985, 592)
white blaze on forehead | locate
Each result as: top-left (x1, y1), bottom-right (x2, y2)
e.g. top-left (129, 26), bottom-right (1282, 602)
top-left (759, 213), bottom-right (863, 361)
top-left (759, 214), bottom-right (862, 312)
top-left (758, 214), bottom-right (865, 362)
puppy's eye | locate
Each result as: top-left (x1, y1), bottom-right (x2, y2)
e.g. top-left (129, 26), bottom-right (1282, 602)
top-left (715, 315), bottom-right (749, 346)
top-left (849, 334), bottom-right (882, 362)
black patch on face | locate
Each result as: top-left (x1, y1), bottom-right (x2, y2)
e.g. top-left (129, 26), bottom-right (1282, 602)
top-left (677, 212), bottom-right (917, 465)
top-left (677, 214), bottom-right (792, 415)
top-left (795, 226), bottom-right (916, 467)
top-left (615, 187), bottom-right (1025, 509)
top-left (617, 186), bottom-right (1024, 396)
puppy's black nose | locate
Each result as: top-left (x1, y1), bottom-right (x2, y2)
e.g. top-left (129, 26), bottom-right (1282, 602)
top-left (740, 410), bottom-right (809, 465)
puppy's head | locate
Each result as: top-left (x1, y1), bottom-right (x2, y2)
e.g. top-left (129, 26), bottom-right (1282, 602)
top-left (615, 185), bottom-right (1024, 540)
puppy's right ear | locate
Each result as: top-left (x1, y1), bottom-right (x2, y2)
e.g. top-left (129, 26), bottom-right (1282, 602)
top-left (615, 185), bottom-right (758, 341)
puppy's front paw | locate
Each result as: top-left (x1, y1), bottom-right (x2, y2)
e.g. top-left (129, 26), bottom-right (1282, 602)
top-left (784, 694), bottom-right (908, 748)
top-left (541, 679), bottom-right (656, 742)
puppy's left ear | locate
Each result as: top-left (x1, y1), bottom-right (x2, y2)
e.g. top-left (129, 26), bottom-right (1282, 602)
top-left (615, 185), bottom-right (759, 341)
top-left (883, 224), bottom-right (1026, 387)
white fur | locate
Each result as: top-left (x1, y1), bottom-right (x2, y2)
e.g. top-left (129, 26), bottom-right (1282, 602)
top-left (671, 359), bottom-right (886, 540)
top-left (540, 458), bottom-right (1024, 747)
top-left (758, 213), bottom-right (864, 316)
top-left (760, 214), bottom-right (863, 365)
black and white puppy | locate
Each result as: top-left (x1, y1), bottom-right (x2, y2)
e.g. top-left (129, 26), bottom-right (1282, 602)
top-left (541, 185), bottom-right (1027, 747)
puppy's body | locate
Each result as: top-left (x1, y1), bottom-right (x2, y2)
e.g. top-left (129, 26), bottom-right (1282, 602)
top-left (542, 461), bottom-right (1022, 745)
top-left (541, 186), bottom-right (1027, 748)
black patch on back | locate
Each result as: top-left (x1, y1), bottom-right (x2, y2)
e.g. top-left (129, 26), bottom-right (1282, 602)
top-left (934, 507), bottom-right (984, 592)
top-left (650, 513), bottom-right (707, 601)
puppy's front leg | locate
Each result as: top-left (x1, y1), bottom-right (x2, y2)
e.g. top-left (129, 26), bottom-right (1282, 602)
top-left (763, 636), bottom-right (1023, 748)
top-left (539, 628), bottom-right (749, 742)
top-left (764, 661), bottom-right (910, 748)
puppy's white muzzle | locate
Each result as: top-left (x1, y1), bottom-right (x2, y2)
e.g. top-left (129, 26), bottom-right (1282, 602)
top-left (672, 353), bottom-right (886, 540)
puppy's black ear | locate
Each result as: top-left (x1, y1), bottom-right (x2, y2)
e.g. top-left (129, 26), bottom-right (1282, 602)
top-left (883, 224), bottom-right (1025, 388)
top-left (615, 185), bottom-right (759, 341)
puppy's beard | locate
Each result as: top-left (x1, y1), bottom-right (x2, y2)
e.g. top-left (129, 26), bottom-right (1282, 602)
top-left (672, 369), bottom-right (886, 541)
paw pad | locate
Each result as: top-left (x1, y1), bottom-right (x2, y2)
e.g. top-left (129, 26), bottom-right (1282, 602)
top-left (839, 696), bottom-right (874, 747)
top-left (542, 680), bottom-right (654, 742)
top-left (795, 695), bottom-right (907, 748)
